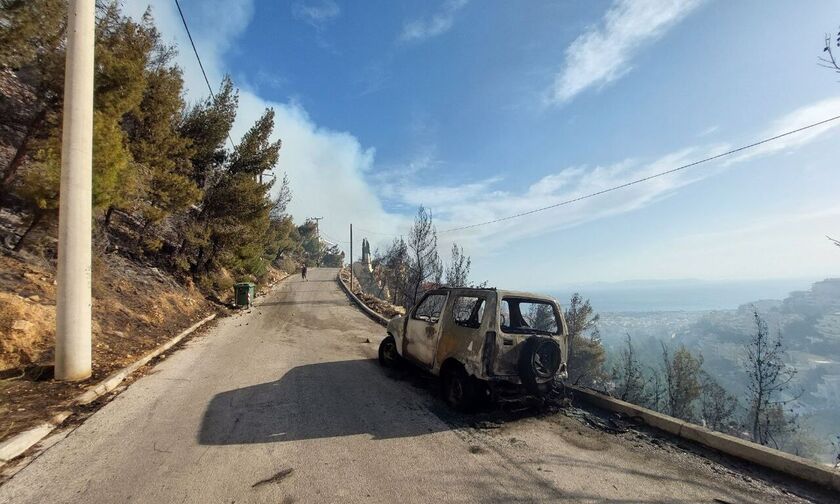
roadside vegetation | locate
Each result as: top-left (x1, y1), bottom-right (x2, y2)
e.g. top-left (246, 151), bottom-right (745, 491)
top-left (0, 0), bottom-right (342, 440)
top-left (0, 1), bottom-right (337, 283)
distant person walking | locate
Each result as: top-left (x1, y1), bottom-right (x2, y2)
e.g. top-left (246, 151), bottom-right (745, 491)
top-left (301, 264), bottom-right (308, 281)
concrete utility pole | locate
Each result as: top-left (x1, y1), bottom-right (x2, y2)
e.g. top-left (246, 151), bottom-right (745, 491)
top-left (56, 0), bottom-right (95, 381)
top-left (349, 223), bottom-right (353, 291)
top-left (309, 216), bottom-right (323, 241)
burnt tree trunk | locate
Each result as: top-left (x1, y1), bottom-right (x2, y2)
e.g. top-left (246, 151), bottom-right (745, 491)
top-left (2, 108), bottom-right (48, 188)
top-left (13, 211), bottom-right (44, 251)
top-left (103, 206), bottom-right (116, 229)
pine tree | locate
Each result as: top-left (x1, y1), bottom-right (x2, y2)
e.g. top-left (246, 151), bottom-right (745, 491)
top-left (743, 310), bottom-right (797, 446)
top-left (227, 108), bottom-right (282, 177)
top-left (611, 334), bottom-right (649, 404)
top-left (445, 243), bottom-right (471, 287)
top-left (89, 4), bottom-right (157, 216)
top-left (660, 343), bottom-right (703, 421)
top-left (124, 59), bottom-right (200, 238)
top-left (180, 76), bottom-right (238, 188)
top-left (0, 0), bottom-right (66, 188)
top-left (699, 371), bottom-right (739, 432)
top-left (382, 237), bottom-right (409, 306)
top-left (565, 293), bottom-right (606, 387)
top-left (405, 206), bottom-right (442, 307)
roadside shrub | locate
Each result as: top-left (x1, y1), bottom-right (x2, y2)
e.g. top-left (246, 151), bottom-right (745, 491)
top-left (277, 256), bottom-right (299, 275)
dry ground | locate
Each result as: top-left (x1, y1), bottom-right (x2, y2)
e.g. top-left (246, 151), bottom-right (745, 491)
top-left (0, 249), bottom-right (215, 444)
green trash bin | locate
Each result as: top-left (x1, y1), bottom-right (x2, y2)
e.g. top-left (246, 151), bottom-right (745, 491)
top-left (234, 282), bottom-right (256, 308)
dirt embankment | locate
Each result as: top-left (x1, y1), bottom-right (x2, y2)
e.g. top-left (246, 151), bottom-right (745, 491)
top-left (0, 250), bottom-right (215, 443)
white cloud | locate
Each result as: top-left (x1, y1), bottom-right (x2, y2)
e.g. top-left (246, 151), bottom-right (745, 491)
top-left (400, 0), bottom-right (469, 43)
top-left (678, 205), bottom-right (840, 245)
top-left (655, 206), bottom-right (840, 280)
top-left (126, 0), bottom-right (400, 246)
top-left (725, 97), bottom-right (840, 165)
top-left (697, 125), bottom-right (719, 137)
top-left (390, 146), bottom-right (727, 255)
top-left (291, 0), bottom-right (341, 30)
top-left (387, 96), bottom-right (840, 256)
top-left (547, 0), bottom-right (705, 105)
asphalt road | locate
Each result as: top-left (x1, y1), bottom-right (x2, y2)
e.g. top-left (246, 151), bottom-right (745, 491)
top-left (0, 268), bottom-right (823, 503)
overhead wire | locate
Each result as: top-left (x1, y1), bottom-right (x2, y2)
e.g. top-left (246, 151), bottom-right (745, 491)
top-left (438, 113), bottom-right (840, 233)
top-left (173, 0), bottom-right (238, 152)
top-left (320, 231), bottom-right (350, 245)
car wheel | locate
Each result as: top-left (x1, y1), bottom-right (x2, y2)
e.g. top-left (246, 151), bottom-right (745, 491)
top-left (441, 364), bottom-right (476, 412)
top-left (378, 335), bottom-right (401, 368)
top-left (518, 336), bottom-right (561, 396)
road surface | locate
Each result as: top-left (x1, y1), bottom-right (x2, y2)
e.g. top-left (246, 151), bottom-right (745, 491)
top-left (0, 268), bottom-right (823, 503)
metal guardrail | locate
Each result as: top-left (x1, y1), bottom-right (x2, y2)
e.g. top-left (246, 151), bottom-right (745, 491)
top-left (569, 385), bottom-right (840, 492)
top-left (336, 269), bottom-right (389, 327)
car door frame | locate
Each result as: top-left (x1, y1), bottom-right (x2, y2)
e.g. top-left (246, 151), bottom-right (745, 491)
top-left (402, 289), bottom-right (450, 369)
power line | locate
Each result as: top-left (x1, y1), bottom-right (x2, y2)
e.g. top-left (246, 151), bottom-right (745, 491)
top-left (321, 231), bottom-right (349, 245)
top-left (173, 0), bottom-right (237, 152)
top-left (354, 227), bottom-right (401, 238)
top-left (439, 113), bottom-right (840, 233)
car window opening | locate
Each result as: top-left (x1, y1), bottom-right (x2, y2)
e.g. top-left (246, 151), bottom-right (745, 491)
top-left (500, 298), bottom-right (559, 335)
top-left (452, 296), bottom-right (485, 329)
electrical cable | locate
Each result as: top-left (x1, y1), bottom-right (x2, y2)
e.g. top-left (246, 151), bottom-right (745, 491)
top-left (439, 113), bottom-right (840, 233)
top-left (174, 0), bottom-right (237, 152)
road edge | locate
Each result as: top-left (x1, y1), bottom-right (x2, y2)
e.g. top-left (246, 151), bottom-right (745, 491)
top-left (570, 385), bottom-right (840, 492)
top-left (0, 313), bottom-right (217, 464)
top-left (336, 270), bottom-right (389, 327)
top-left (336, 272), bottom-right (840, 493)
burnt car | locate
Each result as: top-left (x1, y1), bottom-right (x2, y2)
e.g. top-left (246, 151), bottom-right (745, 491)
top-left (378, 287), bottom-right (568, 410)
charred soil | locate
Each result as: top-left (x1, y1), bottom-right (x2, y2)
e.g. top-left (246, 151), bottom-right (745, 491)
top-left (0, 248), bottom-right (215, 445)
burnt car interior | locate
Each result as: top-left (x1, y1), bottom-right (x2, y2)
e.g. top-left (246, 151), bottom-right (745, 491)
top-left (500, 298), bottom-right (559, 335)
top-left (452, 296), bottom-right (485, 329)
top-left (412, 293), bottom-right (447, 323)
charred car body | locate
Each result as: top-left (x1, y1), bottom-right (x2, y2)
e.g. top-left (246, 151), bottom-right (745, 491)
top-left (378, 287), bottom-right (568, 410)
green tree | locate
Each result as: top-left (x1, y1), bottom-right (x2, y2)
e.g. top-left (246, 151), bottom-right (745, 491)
top-left (611, 334), bottom-right (649, 404)
top-left (179, 76), bottom-right (238, 188)
top-left (0, 0), bottom-right (65, 188)
top-left (176, 77), bottom-right (238, 269)
top-left (12, 140), bottom-right (60, 250)
top-left (565, 293), bottom-right (606, 387)
top-left (124, 61), bottom-right (200, 237)
top-left (321, 244), bottom-right (345, 267)
top-left (10, 3), bottom-right (152, 248)
top-left (190, 108), bottom-right (280, 279)
top-left (227, 108), bottom-right (282, 177)
top-left (660, 343), bottom-right (703, 421)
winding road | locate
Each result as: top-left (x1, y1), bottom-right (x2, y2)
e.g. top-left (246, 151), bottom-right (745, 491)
top-left (0, 268), bottom-right (823, 503)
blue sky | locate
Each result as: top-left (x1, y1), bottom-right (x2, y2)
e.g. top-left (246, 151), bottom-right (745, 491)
top-left (127, 0), bottom-right (840, 291)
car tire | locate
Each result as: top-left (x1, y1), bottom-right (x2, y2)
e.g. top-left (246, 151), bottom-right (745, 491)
top-left (441, 364), bottom-right (476, 412)
top-left (518, 336), bottom-right (561, 396)
top-left (378, 335), bottom-right (401, 368)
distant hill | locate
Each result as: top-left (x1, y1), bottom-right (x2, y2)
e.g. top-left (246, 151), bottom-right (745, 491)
top-left (686, 279), bottom-right (840, 463)
top-left (552, 277), bottom-right (818, 312)
top-left (587, 278), bottom-right (840, 463)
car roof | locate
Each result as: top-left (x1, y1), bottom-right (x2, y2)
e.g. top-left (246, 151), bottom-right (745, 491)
top-left (433, 286), bottom-right (557, 303)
